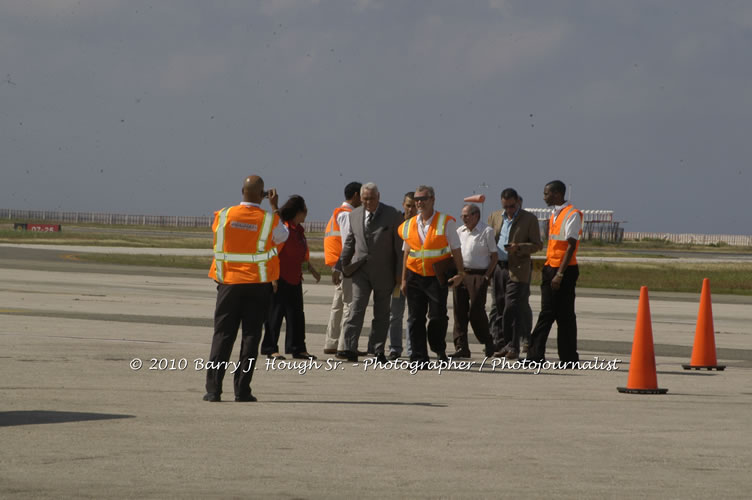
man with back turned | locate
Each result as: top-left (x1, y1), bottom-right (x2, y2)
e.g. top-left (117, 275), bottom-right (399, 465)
top-left (203, 175), bottom-right (289, 402)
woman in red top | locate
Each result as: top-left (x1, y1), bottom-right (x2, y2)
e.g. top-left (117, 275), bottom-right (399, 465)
top-left (262, 195), bottom-right (321, 360)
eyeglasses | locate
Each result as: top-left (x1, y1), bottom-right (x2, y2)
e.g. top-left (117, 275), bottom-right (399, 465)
top-left (413, 196), bottom-right (432, 202)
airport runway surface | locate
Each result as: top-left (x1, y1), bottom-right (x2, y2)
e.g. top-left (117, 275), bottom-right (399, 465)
top-left (1, 246), bottom-right (750, 498)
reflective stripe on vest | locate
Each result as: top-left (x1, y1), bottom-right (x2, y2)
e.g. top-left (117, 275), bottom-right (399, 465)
top-left (548, 206), bottom-right (581, 240)
top-left (400, 212), bottom-right (452, 276)
top-left (324, 205), bottom-right (352, 266)
top-left (435, 213), bottom-right (447, 236)
top-left (546, 205), bottom-right (582, 267)
top-left (214, 209), bottom-right (276, 284)
top-left (401, 219), bottom-right (411, 240)
top-left (408, 246), bottom-right (451, 259)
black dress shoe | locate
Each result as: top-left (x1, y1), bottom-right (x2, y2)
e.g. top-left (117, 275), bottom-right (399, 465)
top-left (293, 352), bottom-right (317, 360)
top-left (336, 350), bottom-right (358, 362)
top-left (437, 352), bottom-right (449, 363)
top-left (235, 394), bottom-right (258, 402)
top-left (484, 344), bottom-right (496, 357)
top-left (387, 351), bottom-right (401, 361)
top-left (202, 392), bottom-right (221, 402)
top-left (451, 349), bottom-right (471, 359)
top-left (375, 353), bottom-right (388, 363)
top-left (357, 350), bottom-right (369, 356)
top-left (493, 344), bottom-right (514, 358)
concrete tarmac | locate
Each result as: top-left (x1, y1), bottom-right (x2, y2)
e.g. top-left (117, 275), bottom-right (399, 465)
top-left (1, 248), bottom-right (751, 499)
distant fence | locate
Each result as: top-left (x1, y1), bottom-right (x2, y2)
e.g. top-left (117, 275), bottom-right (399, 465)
top-left (528, 208), bottom-right (614, 223)
top-left (623, 232), bottom-right (752, 247)
top-left (9, 208), bottom-right (746, 245)
top-left (0, 208), bottom-right (213, 228)
top-left (0, 208), bottom-right (328, 232)
top-left (528, 208), bottom-right (622, 242)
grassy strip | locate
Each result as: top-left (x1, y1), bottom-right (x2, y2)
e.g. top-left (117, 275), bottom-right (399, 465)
top-left (70, 254), bottom-right (752, 295)
top-left (570, 262), bottom-right (752, 295)
top-left (6, 222), bottom-right (750, 254)
top-left (582, 239), bottom-right (752, 254)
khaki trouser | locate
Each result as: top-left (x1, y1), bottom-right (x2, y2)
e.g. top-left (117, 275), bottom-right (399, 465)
top-left (323, 277), bottom-right (352, 351)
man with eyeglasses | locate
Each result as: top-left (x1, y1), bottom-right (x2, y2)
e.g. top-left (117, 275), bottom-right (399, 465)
top-left (451, 204), bottom-right (498, 359)
top-left (399, 185), bottom-right (465, 366)
top-left (489, 188), bottom-right (542, 360)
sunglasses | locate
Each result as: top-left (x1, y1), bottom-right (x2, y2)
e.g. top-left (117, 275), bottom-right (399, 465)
top-left (413, 196), bottom-right (432, 202)
top-left (502, 204), bottom-right (517, 210)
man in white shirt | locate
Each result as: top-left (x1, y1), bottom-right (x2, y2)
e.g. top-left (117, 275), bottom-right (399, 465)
top-left (451, 204), bottom-right (498, 358)
top-left (399, 185), bottom-right (465, 365)
top-left (323, 182), bottom-right (361, 355)
top-left (527, 180), bottom-right (583, 363)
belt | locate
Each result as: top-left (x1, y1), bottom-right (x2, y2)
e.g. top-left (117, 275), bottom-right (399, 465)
top-left (497, 260), bottom-right (509, 269)
top-left (463, 268), bottom-right (486, 275)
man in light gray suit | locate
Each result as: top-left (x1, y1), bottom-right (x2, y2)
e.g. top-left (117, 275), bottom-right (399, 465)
top-left (336, 183), bottom-right (403, 363)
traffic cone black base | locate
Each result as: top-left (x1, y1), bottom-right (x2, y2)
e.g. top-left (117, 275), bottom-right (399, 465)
top-left (681, 364), bottom-right (726, 371)
top-left (617, 387), bottom-right (668, 394)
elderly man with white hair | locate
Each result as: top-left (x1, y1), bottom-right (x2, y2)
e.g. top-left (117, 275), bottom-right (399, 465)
top-left (336, 183), bottom-right (403, 363)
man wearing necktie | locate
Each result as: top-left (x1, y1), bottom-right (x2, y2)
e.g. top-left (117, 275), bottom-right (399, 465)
top-left (336, 183), bottom-right (403, 363)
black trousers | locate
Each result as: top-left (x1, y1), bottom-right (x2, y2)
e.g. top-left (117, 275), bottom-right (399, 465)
top-left (452, 273), bottom-right (494, 354)
top-left (406, 270), bottom-right (448, 361)
top-left (205, 282), bottom-right (272, 398)
top-left (262, 278), bottom-right (307, 355)
top-left (490, 262), bottom-right (533, 351)
top-left (528, 265), bottom-right (579, 362)
top-left (499, 269), bottom-right (532, 351)
top-left (489, 265), bottom-right (505, 348)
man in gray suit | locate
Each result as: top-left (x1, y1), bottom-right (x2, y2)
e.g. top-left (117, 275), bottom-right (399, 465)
top-left (337, 183), bottom-right (403, 363)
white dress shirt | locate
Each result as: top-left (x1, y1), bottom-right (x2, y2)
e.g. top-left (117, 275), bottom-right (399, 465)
top-left (240, 201), bottom-right (289, 244)
top-left (415, 211), bottom-right (461, 250)
top-left (337, 202), bottom-right (354, 238)
top-left (553, 202), bottom-right (582, 240)
top-left (457, 221), bottom-right (497, 269)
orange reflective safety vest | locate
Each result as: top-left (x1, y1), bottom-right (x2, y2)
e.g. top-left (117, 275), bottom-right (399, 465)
top-left (545, 204), bottom-right (583, 268)
top-left (398, 212), bottom-right (454, 276)
top-left (323, 204), bottom-right (352, 267)
top-left (208, 205), bottom-right (281, 284)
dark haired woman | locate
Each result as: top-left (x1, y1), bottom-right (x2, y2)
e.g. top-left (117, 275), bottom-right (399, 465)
top-left (261, 195), bottom-right (321, 360)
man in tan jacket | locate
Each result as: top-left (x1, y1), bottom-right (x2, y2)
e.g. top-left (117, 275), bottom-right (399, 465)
top-left (487, 188), bottom-right (542, 359)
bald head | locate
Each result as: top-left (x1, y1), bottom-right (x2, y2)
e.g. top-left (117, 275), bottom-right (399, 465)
top-left (242, 175), bottom-right (265, 203)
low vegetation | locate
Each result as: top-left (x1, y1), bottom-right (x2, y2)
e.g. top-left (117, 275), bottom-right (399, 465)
top-left (4, 223), bottom-right (750, 294)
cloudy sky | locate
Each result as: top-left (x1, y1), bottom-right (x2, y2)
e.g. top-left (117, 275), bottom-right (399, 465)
top-left (2, 0), bottom-right (751, 233)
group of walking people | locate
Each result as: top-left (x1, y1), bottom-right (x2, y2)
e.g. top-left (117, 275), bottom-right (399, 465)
top-left (202, 175), bottom-right (582, 402)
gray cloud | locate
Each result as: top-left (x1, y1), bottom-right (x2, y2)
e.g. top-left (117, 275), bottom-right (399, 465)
top-left (1, 0), bottom-right (750, 233)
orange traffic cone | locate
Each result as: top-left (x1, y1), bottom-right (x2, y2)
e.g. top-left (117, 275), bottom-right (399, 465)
top-left (618, 286), bottom-right (668, 394)
top-left (682, 278), bottom-right (726, 371)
